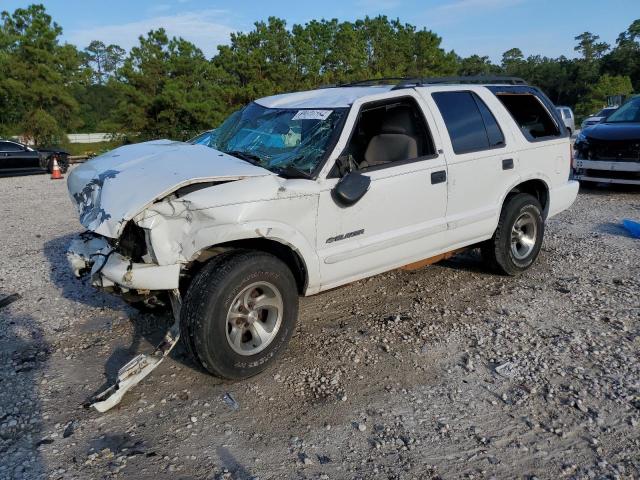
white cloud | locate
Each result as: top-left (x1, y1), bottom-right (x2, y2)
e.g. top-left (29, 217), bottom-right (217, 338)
top-left (66, 9), bottom-right (236, 58)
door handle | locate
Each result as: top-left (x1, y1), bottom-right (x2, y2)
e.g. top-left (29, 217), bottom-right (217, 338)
top-left (502, 158), bottom-right (514, 170)
top-left (431, 170), bottom-right (446, 184)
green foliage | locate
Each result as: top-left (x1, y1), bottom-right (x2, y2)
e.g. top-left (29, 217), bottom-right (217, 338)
top-left (1, 4), bottom-right (639, 143)
top-left (0, 4), bottom-right (83, 144)
top-left (110, 29), bottom-right (225, 140)
top-left (574, 32), bottom-right (609, 61)
top-left (65, 140), bottom-right (121, 156)
top-left (214, 16), bottom-right (457, 102)
top-left (457, 55), bottom-right (501, 76)
top-left (575, 74), bottom-right (633, 118)
top-left (82, 40), bottom-right (125, 84)
top-left (601, 20), bottom-right (640, 91)
top-left (21, 108), bottom-right (65, 146)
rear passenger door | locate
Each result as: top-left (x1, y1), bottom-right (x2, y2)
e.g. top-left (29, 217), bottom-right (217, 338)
top-left (421, 88), bottom-right (518, 244)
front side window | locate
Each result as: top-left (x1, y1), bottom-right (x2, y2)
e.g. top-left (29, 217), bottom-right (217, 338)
top-left (0, 142), bottom-right (23, 152)
top-left (339, 97), bottom-right (435, 172)
top-left (208, 103), bottom-right (347, 177)
top-left (495, 93), bottom-right (561, 140)
top-left (604, 98), bottom-right (640, 123)
top-left (432, 91), bottom-right (505, 154)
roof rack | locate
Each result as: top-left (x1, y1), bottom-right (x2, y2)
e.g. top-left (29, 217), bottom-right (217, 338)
top-left (334, 75), bottom-right (527, 89)
top-left (392, 76), bottom-right (527, 89)
top-left (338, 78), bottom-right (409, 87)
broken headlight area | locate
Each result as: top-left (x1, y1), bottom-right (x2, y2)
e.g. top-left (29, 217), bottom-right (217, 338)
top-left (118, 221), bottom-right (149, 263)
top-left (66, 225), bottom-right (181, 293)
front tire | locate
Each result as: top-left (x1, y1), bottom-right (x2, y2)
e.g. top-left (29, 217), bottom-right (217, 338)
top-left (181, 250), bottom-right (299, 379)
top-left (481, 193), bottom-right (544, 275)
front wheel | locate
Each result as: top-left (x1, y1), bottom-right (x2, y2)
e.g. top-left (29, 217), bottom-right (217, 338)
top-left (181, 250), bottom-right (299, 379)
top-left (481, 193), bottom-right (544, 275)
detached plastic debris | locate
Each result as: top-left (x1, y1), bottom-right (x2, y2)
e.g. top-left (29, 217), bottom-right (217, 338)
top-left (88, 290), bottom-right (182, 412)
top-left (622, 219), bottom-right (640, 238)
top-left (0, 293), bottom-right (21, 310)
top-left (222, 392), bottom-right (240, 411)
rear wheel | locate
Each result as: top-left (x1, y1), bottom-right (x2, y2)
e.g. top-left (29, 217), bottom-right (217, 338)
top-left (181, 250), bottom-right (298, 379)
top-left (47, 155), bottom-right (69, 173)
top-left (481, 193), bottom-right (544, 275)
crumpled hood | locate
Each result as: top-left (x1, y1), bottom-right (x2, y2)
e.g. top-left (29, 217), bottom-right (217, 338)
top-left (67, 140), bottom-right (272, 238)
top-left (584, 122), bottom-right (640, 142)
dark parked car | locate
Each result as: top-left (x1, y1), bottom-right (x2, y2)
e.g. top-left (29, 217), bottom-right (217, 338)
top-left (0, 140), bottom-right (69, 175)
top-left (573, 95), bottom-right (640, 185)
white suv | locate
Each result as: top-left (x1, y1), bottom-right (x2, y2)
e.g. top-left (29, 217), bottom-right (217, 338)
top-left (66, 76), bottom-right (579, 410)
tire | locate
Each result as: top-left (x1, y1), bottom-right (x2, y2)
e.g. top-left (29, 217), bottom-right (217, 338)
top-left (47, 155), bottom-right (69, 173)
top-left (481, 193), bottom-right (544, 275)
top-left (181, 250), bottom-right (299, 379)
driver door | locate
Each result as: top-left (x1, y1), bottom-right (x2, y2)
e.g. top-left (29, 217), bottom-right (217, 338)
top-left (315, 93), bottom-right (449, 290)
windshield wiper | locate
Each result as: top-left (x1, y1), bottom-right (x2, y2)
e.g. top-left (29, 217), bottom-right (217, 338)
top-left (225, 150), bottom-right (263, 165)
top-left (274, 165), bottom-right (312, 179)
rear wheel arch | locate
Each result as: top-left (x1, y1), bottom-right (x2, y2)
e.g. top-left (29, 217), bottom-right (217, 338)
top-left (502, 178), bottom-right (549, 219)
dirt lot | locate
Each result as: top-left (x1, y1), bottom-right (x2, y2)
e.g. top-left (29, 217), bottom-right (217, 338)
top-left (0, 170), bottom-right (638, 480)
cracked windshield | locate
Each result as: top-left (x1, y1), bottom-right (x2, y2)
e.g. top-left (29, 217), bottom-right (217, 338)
top-left (207, 102), bottom-right (347, 177)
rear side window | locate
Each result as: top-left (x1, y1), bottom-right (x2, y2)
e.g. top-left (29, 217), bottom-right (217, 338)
top-left (432, 91), bottom-right (505, 154)
top-left (496, 93), bottom-right (561, 140)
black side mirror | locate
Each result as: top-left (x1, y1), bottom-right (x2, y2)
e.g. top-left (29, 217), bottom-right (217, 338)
top-left (331, 171), bottom-right (371, 207)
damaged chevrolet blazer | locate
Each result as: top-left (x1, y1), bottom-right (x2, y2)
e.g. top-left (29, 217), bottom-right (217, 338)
top-left (66, 76), bottom-right (579, 411)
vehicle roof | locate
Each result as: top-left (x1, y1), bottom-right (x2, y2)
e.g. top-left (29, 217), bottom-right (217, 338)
top-left (255, 86), bottom-right (395, 109)
top-left (254, 82), bottom-right (531, 109)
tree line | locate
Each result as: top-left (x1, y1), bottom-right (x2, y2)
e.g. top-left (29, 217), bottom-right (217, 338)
top-left (0, 4), bottom-right (638, 146)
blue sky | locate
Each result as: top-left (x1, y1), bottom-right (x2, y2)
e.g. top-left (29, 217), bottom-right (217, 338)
top-left (3, 0), bottom-right (639, 62)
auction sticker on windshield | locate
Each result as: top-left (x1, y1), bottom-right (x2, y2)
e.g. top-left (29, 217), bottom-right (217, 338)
top-left (292, 110), bottom-right (332, 121)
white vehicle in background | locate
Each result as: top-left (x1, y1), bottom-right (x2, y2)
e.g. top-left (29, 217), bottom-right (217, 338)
top-left (581, 106), bottom-right (618, 130)
top-left (65, 76), bottom-right (579, 411)
top-left (556, 106), bottom-right (575, 136)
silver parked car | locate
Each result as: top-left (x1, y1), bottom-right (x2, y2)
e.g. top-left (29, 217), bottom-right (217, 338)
top-left (581, 106), bottom-right (618, 130)
top-left (556, 106), bottom-right (575, 136)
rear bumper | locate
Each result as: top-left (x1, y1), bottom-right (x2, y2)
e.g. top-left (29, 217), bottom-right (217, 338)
top-left (67, 234), bottom-right (180, 291)
top-left (573, 159), bottom-right (640, 185)
top-left (548, 180), bottom-right (579, 218)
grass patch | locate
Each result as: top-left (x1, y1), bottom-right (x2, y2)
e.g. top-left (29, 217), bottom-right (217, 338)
top-left (66, 141), bottom-right (122, 156)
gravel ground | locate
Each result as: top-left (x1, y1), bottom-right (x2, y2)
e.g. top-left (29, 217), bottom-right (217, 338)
top-left (0, 170), bottom-right (639, 480)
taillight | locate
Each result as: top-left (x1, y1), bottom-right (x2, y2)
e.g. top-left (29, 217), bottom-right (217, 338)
top-left (569, 143), bottom-right (574, 170)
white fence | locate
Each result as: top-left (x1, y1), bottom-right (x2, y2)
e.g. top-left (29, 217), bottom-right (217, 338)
top-left (66, 133), bottom-right (112, 144)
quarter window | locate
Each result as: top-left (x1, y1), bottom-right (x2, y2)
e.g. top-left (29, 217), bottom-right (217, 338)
top-left (495, 93), bottom-right (561, 140)
top-left (432, 91), bottom-right (505, 154)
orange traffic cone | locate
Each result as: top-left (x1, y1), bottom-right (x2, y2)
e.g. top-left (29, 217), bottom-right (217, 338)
top-left (51, 157), bottom-right (63, 180)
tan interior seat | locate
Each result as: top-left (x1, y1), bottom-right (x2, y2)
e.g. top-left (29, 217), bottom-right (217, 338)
top-left (362, 107), bottom-right (419, 167)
